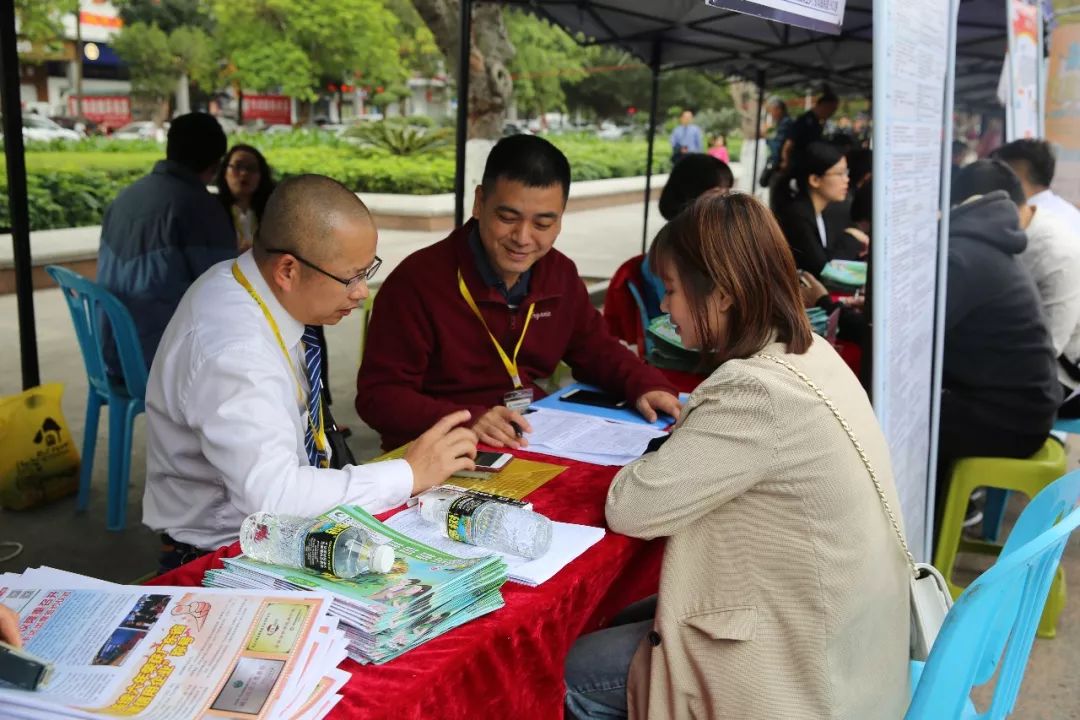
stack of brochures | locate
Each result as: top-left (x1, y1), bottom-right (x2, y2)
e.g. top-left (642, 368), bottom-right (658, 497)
top-left (0, 565), bottom-right (349, 719)
top-left (821, 259), bottom-right (867, 289)
top-left (204, 505), bottom-right (508, 665)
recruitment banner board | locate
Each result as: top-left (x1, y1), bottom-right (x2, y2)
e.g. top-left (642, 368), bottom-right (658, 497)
top-left (872, 0), bottom-right (958, 560)
top-left (1046, 21), bottom-right (1080, 205)
top-left (705, 0), bottom-right (846, 35)
top-left (1006, 0), bottom-right (1042, 139)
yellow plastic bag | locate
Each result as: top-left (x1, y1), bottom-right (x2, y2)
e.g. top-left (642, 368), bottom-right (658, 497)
top-left (0, 383), bottom-right (81, 510)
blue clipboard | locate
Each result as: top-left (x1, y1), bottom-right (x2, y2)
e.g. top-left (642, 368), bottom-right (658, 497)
top-left (530, 383), bottom-right (680, 429)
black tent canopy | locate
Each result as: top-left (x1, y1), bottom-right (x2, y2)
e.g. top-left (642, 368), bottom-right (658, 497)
top-left (501, 0), bottom-right (1014, 106)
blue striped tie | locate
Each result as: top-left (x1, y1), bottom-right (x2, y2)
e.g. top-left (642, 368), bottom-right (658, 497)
top-left (301, 326), bottom-right (327, 468)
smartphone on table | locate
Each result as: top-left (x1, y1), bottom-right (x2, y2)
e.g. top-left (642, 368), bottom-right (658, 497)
top-left (473, 451), bottom-right (513, 472)
top-left (559, 388), bottom-right (627, 409)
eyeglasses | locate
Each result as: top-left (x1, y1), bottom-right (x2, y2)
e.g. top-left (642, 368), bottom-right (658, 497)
top-left (265, 249), bottom-right (382, 293)
top-left (824, 168), bottom-right (850, 178)
top-left (227, 162), bottom-right (259, 174)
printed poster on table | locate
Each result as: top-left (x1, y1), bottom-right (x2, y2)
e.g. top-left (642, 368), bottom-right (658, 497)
top-left (705, 0), bottom-right (846, 35)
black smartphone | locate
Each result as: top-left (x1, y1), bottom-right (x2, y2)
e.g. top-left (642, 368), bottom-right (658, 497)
top-left (473, 451), bottom-right (512, 472)
top-left (559, 388), bottom-right (627, 409)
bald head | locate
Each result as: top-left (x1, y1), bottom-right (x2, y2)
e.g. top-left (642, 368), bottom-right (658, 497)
top-left (256, 174), bottom-right (373, 262)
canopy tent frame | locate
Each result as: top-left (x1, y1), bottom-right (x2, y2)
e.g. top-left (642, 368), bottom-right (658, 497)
top-left (1, 1), bottom-right (38, 390)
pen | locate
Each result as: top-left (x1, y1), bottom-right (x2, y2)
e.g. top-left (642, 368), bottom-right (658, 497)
top-left (510, 421), bottom-right (523, 438)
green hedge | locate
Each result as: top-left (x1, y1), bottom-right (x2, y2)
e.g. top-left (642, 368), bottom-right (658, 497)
top-left (3, 135), bottom-right (675, 230)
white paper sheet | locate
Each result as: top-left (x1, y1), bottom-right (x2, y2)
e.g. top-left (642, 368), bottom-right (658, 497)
top-left (523, 408), bottom-right (666, 466)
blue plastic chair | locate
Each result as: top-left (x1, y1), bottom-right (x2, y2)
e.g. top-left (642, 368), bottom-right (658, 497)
top-left (907, 471), bottom-right (1080, 719)
top-left (46, 266), bottom-right (147, 530)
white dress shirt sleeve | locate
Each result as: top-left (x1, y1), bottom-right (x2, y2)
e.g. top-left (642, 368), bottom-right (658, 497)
top-left (183, 340), bottom-right (413, 519)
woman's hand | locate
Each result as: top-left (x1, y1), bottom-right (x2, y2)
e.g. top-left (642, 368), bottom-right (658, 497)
top-left (797, 271), bottom-right (829, 308)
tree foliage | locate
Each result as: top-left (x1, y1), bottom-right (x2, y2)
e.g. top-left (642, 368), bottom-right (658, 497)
top-left (111, 22), bottom-right (175, 102)
top-left (114, 0), bottom-right (213, 33)
top-left (562, 47), bottom-right (736, 124)
top-left (505, 10), bottom-right (586, 117)
top-left (112, 21), bottom-right (217, 102)
top-left (14, 0), bottom-right (69, 60)
top-left (210, 0), bottom-right (406, 102)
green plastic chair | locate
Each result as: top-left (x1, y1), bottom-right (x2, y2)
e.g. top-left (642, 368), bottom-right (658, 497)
top-left (932, 438), bottom-right (1068, 638)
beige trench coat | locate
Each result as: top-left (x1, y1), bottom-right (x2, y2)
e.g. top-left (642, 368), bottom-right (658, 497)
top-left (606, 338), bottom-right (910, 720)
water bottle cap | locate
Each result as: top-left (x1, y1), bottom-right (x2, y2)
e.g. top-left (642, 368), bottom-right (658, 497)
top-left (418, 495), bottom-right (450, 523)
top-left (370, 545), bottom-right (395, 574)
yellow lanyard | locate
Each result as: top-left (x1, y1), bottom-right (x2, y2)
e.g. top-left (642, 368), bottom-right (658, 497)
top-left (458, 270), bottom-right (535, 388)
top-left (232, 262), bottom-right (328, 464)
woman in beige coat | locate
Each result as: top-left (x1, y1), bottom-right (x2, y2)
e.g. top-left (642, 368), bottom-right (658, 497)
top-left (564, 192), bottom-right (911, 720)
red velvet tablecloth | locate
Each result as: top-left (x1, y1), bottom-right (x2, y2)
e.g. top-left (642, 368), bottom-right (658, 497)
top-left (149, 451), bottom-right (663, 720)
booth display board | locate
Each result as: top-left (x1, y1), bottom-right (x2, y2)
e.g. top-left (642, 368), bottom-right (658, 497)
top-left (872, 0), bottom-right (958, 561)
top-left (704, 0), bottom-right (846, 35)
top-left (1045, 20), bottom-right (1080, 205)
top-left (1005, 0), bottom-right (1042, 139)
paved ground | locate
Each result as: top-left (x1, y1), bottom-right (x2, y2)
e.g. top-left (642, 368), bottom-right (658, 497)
top-left (1, 200), bottom-right (1078, 715)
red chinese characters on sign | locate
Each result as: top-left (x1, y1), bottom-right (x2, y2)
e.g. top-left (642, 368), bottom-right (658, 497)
top-left (243, 95), bottom-right (291, 125)
top-left (68, 95), bottom-right (131, 130)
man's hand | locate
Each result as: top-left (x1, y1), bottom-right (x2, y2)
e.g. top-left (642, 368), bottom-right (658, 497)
top-left (0, 604), bottom-right (21, 648)
top-left (472, 406), bottom-right (533, 449)
top-left (404, 410), bottom-right (478, 495)
top-left (636, 390), bottom-right (682, 424)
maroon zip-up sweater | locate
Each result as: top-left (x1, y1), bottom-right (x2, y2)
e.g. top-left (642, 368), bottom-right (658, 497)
top-left (355, 219), bottom-right (677, 449)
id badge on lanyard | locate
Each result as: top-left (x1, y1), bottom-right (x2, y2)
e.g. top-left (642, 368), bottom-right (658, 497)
top-left (503, 387), bottom-right (533, 412)
top-left (458, 271), bottom-right (537, 412)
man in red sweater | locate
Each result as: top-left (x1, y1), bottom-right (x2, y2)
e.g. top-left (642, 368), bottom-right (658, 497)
top-left (356, 135), bottom-right (681, 450)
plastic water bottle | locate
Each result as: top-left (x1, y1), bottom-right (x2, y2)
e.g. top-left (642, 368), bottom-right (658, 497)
top-left (418, 493), bottom-right (553, 559)
top-left (239, 512), bottom-right (394, 579)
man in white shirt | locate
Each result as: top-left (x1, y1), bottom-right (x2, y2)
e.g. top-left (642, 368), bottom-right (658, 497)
top-left (993, 138), bottom-right (1080, 230)
top-left (144, 174), bottom-right (478, 570)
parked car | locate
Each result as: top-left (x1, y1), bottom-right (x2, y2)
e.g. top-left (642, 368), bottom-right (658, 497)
top-left (112, 121), bottom-right (164, 141)
top-left (21, 114), bottom-right (81, 141)
top-left (502, 122), bottom-right (533, 137)
top-left (214, 115), bottom-right (238, 134)
top-left (596, 122), bottom-right (629, 140)
top-left (50, 115), bottom-right (101, 136)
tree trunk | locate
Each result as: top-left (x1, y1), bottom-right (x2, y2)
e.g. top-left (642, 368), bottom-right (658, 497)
top-left (410, 0), bottom-right (514, 140)
top-left (175, 72), bottom-right (191, 115)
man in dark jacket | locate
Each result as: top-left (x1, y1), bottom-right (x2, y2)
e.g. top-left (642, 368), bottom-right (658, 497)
top-left (939, 174), bottom-right (1061, 522)
top-left (96, 112), bottom-right (236, 373)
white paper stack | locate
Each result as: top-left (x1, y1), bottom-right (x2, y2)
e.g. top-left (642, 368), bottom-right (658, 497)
top-left (523, 408), bottom-right (668, 465)
top-left (0, 566), bottom-right (349, 720)
top-left (384, 507), bottom-right (605, 586)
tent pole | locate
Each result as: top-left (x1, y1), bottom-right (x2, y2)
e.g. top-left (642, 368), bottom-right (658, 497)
top-left (642, 39), bottom-right (662, 255)
top-left (751, 69), bottom-right (766, 195)
top-left (454, 0), bottom-right (473, 228)
top-left (0, 1), bottom-right (39, 389)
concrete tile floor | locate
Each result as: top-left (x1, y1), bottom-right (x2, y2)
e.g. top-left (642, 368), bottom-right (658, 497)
top-left (2, 204), bottom-right (1078, 716)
